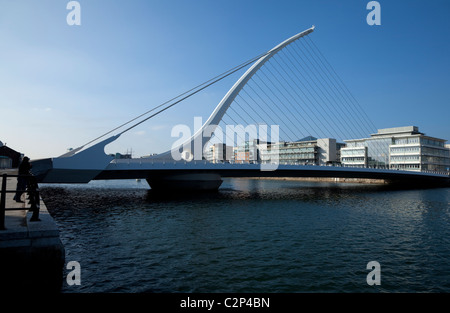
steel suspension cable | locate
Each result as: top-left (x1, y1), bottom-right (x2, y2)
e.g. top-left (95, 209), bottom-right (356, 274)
top-left (302, 38), bottom-right (386, 164)
top-left (291, 41), bottom-right (363, 143)
top-left (270, 56), bottom-right (328, 139)
top-left (245, 75), bottom-right (300, 140)
top-left (276, 48), bottom-right (335, 138)
top-left (78, 50), bottom-right (271, 149)
top-left (307, 37), bottom-right (378, 132)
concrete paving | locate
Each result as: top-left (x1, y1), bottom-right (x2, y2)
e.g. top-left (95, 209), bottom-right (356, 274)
top-left (0, 169), bottom-right (65, 292)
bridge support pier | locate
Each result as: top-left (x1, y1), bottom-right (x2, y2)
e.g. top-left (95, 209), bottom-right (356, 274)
top-left (146, 173), bottom-right (223, 192)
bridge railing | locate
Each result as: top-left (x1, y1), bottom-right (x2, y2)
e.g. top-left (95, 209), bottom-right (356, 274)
top-left (420, 169), bottom-right (450, 176)
top-left (128, 157), bottom-right (449, 176)
top-left (0, 173), bottom-right (40, 230)
top-left (213, 160), bottom-right (450, 176)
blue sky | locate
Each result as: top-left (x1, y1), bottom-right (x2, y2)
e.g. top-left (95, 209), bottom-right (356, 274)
top-left (1, 0), bottom-right (449, 159)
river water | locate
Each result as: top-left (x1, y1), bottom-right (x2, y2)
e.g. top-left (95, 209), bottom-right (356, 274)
top-left (39, 178), bottom-right (450, 293)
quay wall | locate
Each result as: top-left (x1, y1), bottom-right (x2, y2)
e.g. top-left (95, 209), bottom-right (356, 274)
top-left (0, 171), bottom-right (65, 293)
top-left (246, 176), bottom-right (388, 184)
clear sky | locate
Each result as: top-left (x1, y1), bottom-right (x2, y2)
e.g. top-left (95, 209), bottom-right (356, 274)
top-left (1, 0), bottom-right (449, 159)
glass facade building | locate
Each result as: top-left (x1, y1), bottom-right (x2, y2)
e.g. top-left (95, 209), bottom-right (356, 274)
top-left (205, 143), bottom-right (234, 163)
top-left (228, 137), bottom-right (342, 165)
top-left (235, 139), bottom-right (260, 163)
top-left (341, 126), bottom-right (450, 172)
top-left (258, 137), bottom-right (342, 165)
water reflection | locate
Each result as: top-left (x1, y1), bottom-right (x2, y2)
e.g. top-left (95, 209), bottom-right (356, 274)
top-left (39, 178), bottom-right (450, 292)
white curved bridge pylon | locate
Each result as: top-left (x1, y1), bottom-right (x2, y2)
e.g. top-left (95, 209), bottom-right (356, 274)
top-left (155, 26), bottom-right (315, 161)
top-left (31, 26), bottom-right (315, 183)
top-left (30, 25), bottom-right (450, 187)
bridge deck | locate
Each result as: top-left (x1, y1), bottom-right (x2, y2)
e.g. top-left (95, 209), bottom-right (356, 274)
top-left (94, 159), bottom-right (450, 186)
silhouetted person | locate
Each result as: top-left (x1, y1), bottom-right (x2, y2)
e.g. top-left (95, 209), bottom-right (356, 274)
top-left (13, 156), bottom-right (32, 202)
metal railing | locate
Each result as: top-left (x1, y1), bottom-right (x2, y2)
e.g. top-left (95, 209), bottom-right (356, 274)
top-left (0, 173), bottom-right (40, 231)
top-left (217, 160), bottom-right (450, 176)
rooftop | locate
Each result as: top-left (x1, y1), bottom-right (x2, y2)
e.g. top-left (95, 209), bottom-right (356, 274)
top-left (296, 136), bottom-right (318, 142)
top-left (372, 126), bottom-right (424, 137)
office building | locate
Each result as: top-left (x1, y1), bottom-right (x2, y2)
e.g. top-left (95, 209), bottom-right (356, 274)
top-left (341, 126), bottom-right (450, 172)
top-left (258, 136), bottom-right (342, 165)
top-left (205, 143), bottom-right (234, 163)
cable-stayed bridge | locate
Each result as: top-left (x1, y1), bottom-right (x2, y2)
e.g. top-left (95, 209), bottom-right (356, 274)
top-left (31, 26), bottom-right (450, 190)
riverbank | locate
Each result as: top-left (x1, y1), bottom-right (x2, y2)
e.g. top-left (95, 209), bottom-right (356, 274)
top-left (245, 176), bottom-right (388, 184)
top-left (0, 169), bottom-right (65, 292)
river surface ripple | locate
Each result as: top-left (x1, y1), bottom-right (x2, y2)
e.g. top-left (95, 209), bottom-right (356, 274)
top-left (40, 178), bottom-right (450, 293)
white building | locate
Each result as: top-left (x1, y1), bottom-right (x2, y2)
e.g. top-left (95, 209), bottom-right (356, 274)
top-left (341, 126), bottom-right (450, 172)
top-left (205, 143), bottom-right (234, 163)
top-left (259, 136), bottom-right (342, 165)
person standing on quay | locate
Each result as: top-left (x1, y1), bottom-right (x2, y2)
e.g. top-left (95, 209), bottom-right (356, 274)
top-left (13, 156), bottom-right (32, 203)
